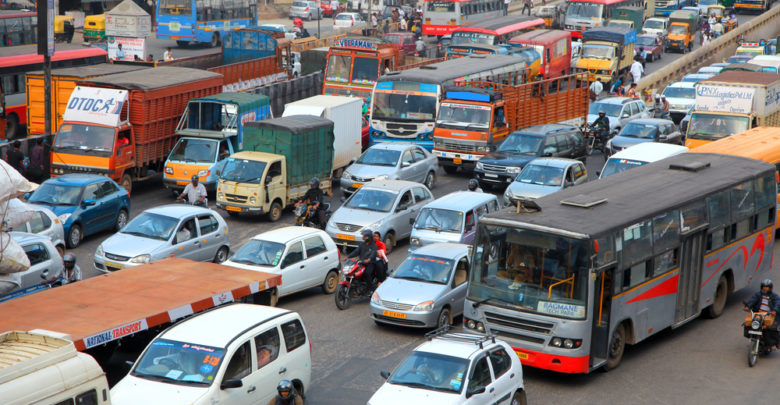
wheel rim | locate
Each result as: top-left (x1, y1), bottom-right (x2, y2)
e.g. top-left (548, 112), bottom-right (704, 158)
top-left (438, 310), bottom-right (450, 328)
top-left (271, 204), bottom-right (281, 221)
top-left (69, 227), bottom-right (80, 247)
top-left (117, 211), bottom-right (128, 229)
top-left (216, 247), bottom-right (228, 263)
top-left (609, 328), bottom-right (624, 359)
top-left (713, 279), bottom-right (727, 313)
top-left (425, 173), bottom-right (434, 189)
top-left (121, 176), bottom-right (132, 193)
top-left (384, 235), bottom-right (393, 254)
top-left (326, 272), bottom-right (338, 292)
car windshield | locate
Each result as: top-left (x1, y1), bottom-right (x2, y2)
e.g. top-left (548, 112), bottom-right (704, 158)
top-left (497, 133), bottom-right (541, 154)
top-left (588, 102), bottom-right (622, 117)
top-left (620, 123), bottom-right (657, 138)
top-left (54, 124), bottom-right (115, 155)
top-left (581, 44), bottom-right (614, 60)
top-left (643, 19), bottom-right (664, 29)
top-left (566, 2), bottom-right (603, 19)
top-left (122, 212), bottom-right (179, 241)
top-left (132, 339), bottom-right (223, 386)
top-left (345, 188), bottom-right (397, 212)
top-left (394, 254), bottom-right (455, 284)
top-left (168, 138), bottom-right (218, 163)
top-left (700, 0), bottom-right (717, 4)
top-left (28, 183), bottom-right (82, 206)
top-left (356, 149), bottom-right (401, 166)
top-left (388, 351), bottom-right (469, 394)
top-left (662, 86), bottom-right (695, 99)
top-left (687, 113), bottom-right (750, 140)
top-left (221, 158), bottom-right (267, 183)
top-left (230, 239), bottom-right (285, 267)
top-left (383, 34), bottom-right (402, 44)
top-left (373, 90), bottom-right (438, 122)
top-left (600, 157), bottom-right (647, 178)
top-left (437, 103), bottom-right (491, 130)
top-left (414, 208), bottom-right (463, 232)
top-left (515, 164), bottom-right (565, 186)
top-left (636, 36), bottom-right (656, 46)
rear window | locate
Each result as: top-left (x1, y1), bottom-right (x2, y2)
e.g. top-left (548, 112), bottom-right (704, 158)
top-left (282, 319), bottom-right (307, 352)
top-left (293, 1), bottom-right (308, 6)
top-left (336, 13), bottom-right (352, 19)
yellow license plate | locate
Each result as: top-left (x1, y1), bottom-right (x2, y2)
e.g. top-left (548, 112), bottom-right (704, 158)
top-left (226, 206), bottom-right (242, 212)
top-left (382, 310), bottom-right (407, 319)
top-left (352, 183), bottom-right (363, 189)
top-left (337, 234), bottom-right (356, 241)
top-left (105, 261), bottom-right (124, 270)
top-left (453, 157), bottom-right (462, 165)
top-left (515, 351), bottom-right (529, 360)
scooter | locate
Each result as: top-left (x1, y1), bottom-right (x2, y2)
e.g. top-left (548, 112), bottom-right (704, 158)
top-left (743, 303), bottom-right (776, 367)
top-left (335, 258), bottom-right (375, 310)
top-left (293, 200), bottom-right (331, 229)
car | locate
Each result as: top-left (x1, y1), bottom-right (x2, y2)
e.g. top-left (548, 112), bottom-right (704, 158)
top-left (333, 12), bottom-right (364, 28)
top-left (635, 34), bottom-right (663, 62)
top-left (111, 304), bottom-right (312, 405)
top-left (681, 73), bottom-right (715, 83)
top-left (361, 116), bottom-right (370, 150)
top-left (326, 180), bottom-right (433, 253)
top-left (289, 0), bottom-right (322, 20)
top-left (598, 142), bottom-right (688, 178)
top-left (223, 227), bottom-right (341, 304)
top-left (368, 331), bottom-right (526, 405)
top-left (409, 192), bottom-right (500, 251)
top-left (606, 118), bottom-right (683, 155)
top-left (370, 243), bottom-right (470, 328)
top-left (340, 143), bottom-right (438, 196)
top-left (587, 97), bottom-right (651, 134)
top-left (0, 232), bottom-right (64, 302)
top-left (502, 158), bottom-right (587, 206)
top-left (93, 205), bottom-right (230, 273)
top-left (26, 174), bottom-right (130, 249)
top-left (727, 55), bottom-right (753, 64)
top-left (7, 202), bottom-right (65, 256)
top-left (661, 81), bottom-right (696, 123)
top-left (474, 124), bottom-right (587, 189)
top-left (283, 51), bottom-right (302, 77)
top-left (256, 24), bottom-right (297, 41)
top-left (320, 0), bottom-right (344, 17)
top-left (698, 65), bottom-right (723, 74)
top-left (383, 32), bottom-right (416, 54)
top-left (641, 17), bottom-right (669, 41)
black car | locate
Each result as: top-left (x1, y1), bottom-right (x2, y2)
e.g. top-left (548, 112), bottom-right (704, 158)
top-left (474, 124), bottom-right (587, 189)
top-left (606, 118), bottom-right (683, 155)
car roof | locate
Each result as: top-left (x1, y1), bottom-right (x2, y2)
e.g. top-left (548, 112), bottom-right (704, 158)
top-left (594, 97), bottom-right (635, 105)
top-left (44, 174), bottom-right (108, 186)
top-left (422, 191), bottom-right (498, 210)
top-left (251, 226), bottom-right (324, 243)
top-left (515, 123), bottom-right (578, 136)
top-left (362, 179), bottom-right (420, 192)
top-left (366, 143), bottom-right (418, 152)
top-left (161, 304), bottom-right (295, 347)
top-left (608, 142), bottom-right (688, 161)
top-left (143, 204), bottom-right (216, 218)
top-left (666, 81), bottom-right (696, 88)
top-left (414, 333), bottom-right (500, 359)
top-left (9, 231), bottom-right (51, 245)
top-left (625, 118), bottom-right (674, 125)
top-left (684, 73), bottom-right (713, 78)
top-left (526, 157), bottom-right (582, 168)
top-left (410, 242), bottom-right (470, 259)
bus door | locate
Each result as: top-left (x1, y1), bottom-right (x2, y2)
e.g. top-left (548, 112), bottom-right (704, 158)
top-left (590, 266), bottom-right (614, 367)
top-left (674, 230), bottom-right (706, 326)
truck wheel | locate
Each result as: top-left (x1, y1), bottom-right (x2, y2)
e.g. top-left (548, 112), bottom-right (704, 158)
top-left (443, 165), bottom-right (457, 174)
top-left (121, 174), bottom-right (132, 194)
top-left (176, 40), bottom-right (189, 48)
top-left (267, 201), bottom-right (283, 222)
top-left (210, 33), bottom-right (220, 48)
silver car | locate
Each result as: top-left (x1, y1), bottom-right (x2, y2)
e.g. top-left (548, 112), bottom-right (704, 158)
top-left (326, 180), bottom-right (433, 253)
top-left (93, 205), bottom-right (230, 273)
top-left (0, 232), bottom-right (64, 301)
top-left (370, 243), bottom-right (470, 328)
top-left (587, 97), bottom-right (651, 134)
top-left (503, 158), bottom-right (588, 206)
top-left (289, 0), bottom-right (322, 20)
top-left (340, 143), bottom-right (438, 196)
top-left (9, 202), bottom-right (66, 256)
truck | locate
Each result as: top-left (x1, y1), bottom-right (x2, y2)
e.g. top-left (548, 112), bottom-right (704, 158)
top-left (655, 0), bottom-right (683, 16)
top-left (216, 115), bottom-right (334, 221)
top-left (0, 258), bottom-right (281, 366)
top-left (611, 7), bottom-right (645, 33)
top-left (432, 73), bottom-right (589, 172)
top-left (686, 71), bottom-right (780, 148)
top-left (574, 27), bottom-right (637, 84)
top-left (734, 0), bottom-right (770, 13)
top-left (50, 67), bottom-right (223, 193)
top-left (0, 330), bottom-right (110, 405)
top-left (163, 92), bottom-right (272, 193)
top-left (282, 95), bottom-right (362, 177)
top-left (666, 9), bottom-right (697, 53)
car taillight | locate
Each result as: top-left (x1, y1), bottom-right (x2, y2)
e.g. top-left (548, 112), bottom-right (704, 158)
top-left (305, 7), bottom-right (309, 10)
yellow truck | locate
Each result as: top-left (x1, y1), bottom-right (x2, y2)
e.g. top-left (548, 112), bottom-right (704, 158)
top-left (574, 26), bottom-right (637, 84)
top-left (666, 10), bottom-right (696, 53)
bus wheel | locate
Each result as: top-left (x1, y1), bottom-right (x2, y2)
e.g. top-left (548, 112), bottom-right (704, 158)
top-left (604, 323), bottom-right (626, 371)
top-left (706, 276), bottom-right (728, 318)
top-left (210, 33), bottom-right (220, 48)
top-left (5, 114), bottom-right (20, 140)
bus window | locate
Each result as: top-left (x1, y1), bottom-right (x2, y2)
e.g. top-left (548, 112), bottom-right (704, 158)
top-left (621, 220), bottom-right (651, 268)
top-left (652, 210), bottom-right (680, 254)
top-left (730, 181), bottom-right (754, 220)
top-left (680, 201), bottom-right (707, 232)
top-left (596, 234), bottom-right (616, 266)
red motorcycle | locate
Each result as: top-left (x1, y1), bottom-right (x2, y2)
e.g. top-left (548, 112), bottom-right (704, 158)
top-left (334, 258), bottom-right (375, 310)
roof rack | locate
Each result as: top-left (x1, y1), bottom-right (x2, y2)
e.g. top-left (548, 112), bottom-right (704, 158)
top-left (425, 326), bottom-right (497, 349)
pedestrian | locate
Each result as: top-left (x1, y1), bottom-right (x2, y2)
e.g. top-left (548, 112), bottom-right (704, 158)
top-left (146, 54), bottom-right (154, 62)
top-left (713, 19), bottom-right (723, 38)
top-left (626, 82), bottom-right (638, 98)
top-left (504, 0), bottom-right (511, 15)
top-left (115, 43), bottom-right (125, 61)
top-left (27, 138), bottom-right (44, 183)
top-left (383, 19), bottom-right (390, 34)
top-left (701, 32), bottom-right (710, 47)
top-left (371, 12), bottom-right (378, 35)
top-left (331, 0), bottom-right (340, 17)
top-left (357, 0), bottom-right (361, 12)
top-left (163, 47), bottom-right (174, 61)
top-left (5, 141), bottom-right (24, 175)
top-left (522, 0), bottom-right (533, 15)
top-left (589, 77), bottom-right (603, 101)
top-left (400, 16), bottom-right (407, 31)
top-left (630, 57), bottom-right (644, 84)
top-left (398, 6), bottom-right (405, 18)
top-left (610, 78), bottom-right (623, 95)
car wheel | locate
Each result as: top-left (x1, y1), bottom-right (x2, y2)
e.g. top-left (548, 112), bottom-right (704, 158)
top-left (383, 232), bottom-right (395, 254)
top-left (213, 246), bottom-right (229, 263)
top-left (121, 174), bottom-right (132, 194)
top-left (67, 224), bottom-right (82, 249)
top-left (511, 390), bottom-right (528, 405)
top-left (436, 307), bottom-right (451, 329)
top-left (322, 269), bottom-right (339, 294)
top-left (423, 171), bottom-right (435, 190)
top-left (56, 244), bottom-right (65, 258)
top-left (114, 209), bottom-right (129, 231)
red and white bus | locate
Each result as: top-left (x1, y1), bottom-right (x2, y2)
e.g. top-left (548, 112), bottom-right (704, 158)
top-left (450, 15), bottom-right (546, 46)
top-left (422, 0), bottom-right (506, 36)
top-left (563, 0), bottom-right (642, 39)
top-left (0, 47), bottom-right (107, 139)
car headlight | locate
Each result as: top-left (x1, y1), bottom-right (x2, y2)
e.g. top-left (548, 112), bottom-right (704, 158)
top-left (410, 237), bottom-right (421, 246)
top-left (371, 292), bottom-right (381, 305)
top-left (95, 245), bottom-right (104, 257)
top-left (250, 197), bottom-right (257, 204)
top-left (475, 162), bottom-right (484, 170)
top-left (218, 192), bottom-right (224, 200)
top-left (129, 254), bottom-right (151, 264)
top-left (374, 174), bottom-right (389, 181)
top-left (198, 170), bottom-right (209, 177)
top-left (165, 166), bottom-right (173, 175)
top-left (58, 213), bottom-right (72, 223)
top-left (506, 166), bottom-right (522, 174)
top-left (413, 300), bottom-right (434, 312)
top-left (342, 170), bottom-right (351, 179)
top-left (504, 189), bottom-right (513, 198)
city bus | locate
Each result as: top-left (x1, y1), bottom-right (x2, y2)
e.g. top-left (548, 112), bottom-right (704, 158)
top-left (463, 153), bottom-right (776, 373)
top-left (564, 0), bottom-right (643, 39)
top-left (422, 0), bottom-right (506, 36)
top-left (156, 0), bottom-right (257, 48)
top-left (323, 37), bottom-right (401, 104)
top-left (370, 55), bottom-right (528, 150)
top-left (0, 46), bottom-right (107, 139)
top-left (1, 10), bottom-right (36, 47)
top-left (450, 15), bottom-right (546, 47)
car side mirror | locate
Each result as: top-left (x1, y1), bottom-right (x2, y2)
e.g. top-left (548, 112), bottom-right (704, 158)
top-left (564, 180), bottom-right (573, 188)
top-left (216, 170), bottom-right (222, 176)
top-left (380, 370), bottom-right (390, 380)
top-left (466, 385), bottom-right (486, 398)
top-left (409, 217), bottom-right (415, 225)
top-left (402, 161), bottom-right (410, 168)
top-left (659, 134), bottom-right (668, 140)
top-left (543, 152), bottom-right (553, 157)
top-left (82, 199), bottom-right (96, 207)
top-left (621, 112), bottom-right (630, 118)
top-left (220, 378), bottom-right (243, 390)
top-left (596, 170), bottom-right (601, 177)
top-left (350, 157), bottom-right (357, 164)
top-left (397, 204), bottom-right (408, 212)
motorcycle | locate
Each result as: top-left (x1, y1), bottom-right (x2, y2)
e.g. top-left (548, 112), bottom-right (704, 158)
top-left (744, 303), bottom-right (776, 367)
top-left (581, 123), bottom-right (611, 155)
top-left (293, 200), bottom-right (331, 229)
top-left (335, 258), bottom-right (375, 310)
top-left (173, 190), bottom-right (207, 207)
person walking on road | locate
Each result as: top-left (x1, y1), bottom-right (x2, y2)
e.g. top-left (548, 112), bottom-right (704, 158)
top-left (5, 141), bottom-right (24, 175)
top-left (504, 0), bottom-right (511, 15)
top-left (626, 83), bottom-right (639, 98)
top-left (589, 77), bottom-right (603, 101)
top-left (630, 57), bottom-right (644, 84)
top-left (522, 0), bottom-right (533, 15)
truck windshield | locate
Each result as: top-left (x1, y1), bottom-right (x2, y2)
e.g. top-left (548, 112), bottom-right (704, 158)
top-left (54, 124), bottom-right (115, 155)
top-left (28, 184), bottom-right (83, 206)
top-left (581, 44), bottom-right (614, 60)
top-left (352, 57), bottom-right (380, 83)
top-left (497, 133), bottom-right (541, 155)
top-left (600, 158), bottom-right (646, 178)
top-left (122, 212), bottom-right (180, 241)
top-left (619, 122), bottom-right (658, 139)
top-left (515, 164), bottom-right (565, 186)
top-left (373, 91), bottom-right (438, 122)
top-left (643, 19), bottom-right (665, 29)
top-left (221, 158), bottom-right (267, 183)
top-left (169, 138), bottom-right (218, 163)
top-left (566, 3), bottom-right (603, 19)
top-left (437, 103), bottom-right (491, 130)
top-left (327, 54), bottom-right (351, 82)
top-left (452, 32), bottom-right (496, 46)
top-left (356, 149), bottom-right (401, 166)
top-left (662, 86), bottom-right (695, 99)
top-left (414, 208), bottom-right (463, 232)
top-left (230, 240), bottom-right (286, 267)
top-left (687, 114), bottom-right (750, 140)
top-left (468, 225), bottom-right (589, 320)
top-left (669, 25), bottom-right (686, 35)
top-left (132, 339), bottom-right (223, 387)
top-left (345, 188), bottom-right (397, 212)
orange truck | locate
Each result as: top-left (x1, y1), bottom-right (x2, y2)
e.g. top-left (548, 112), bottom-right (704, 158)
top-left (50, 67), bottom-right (223, 193)
top-left (432, 73), bottom-right (589, 173)
top-left (0, 258), bottom-right (280, 364)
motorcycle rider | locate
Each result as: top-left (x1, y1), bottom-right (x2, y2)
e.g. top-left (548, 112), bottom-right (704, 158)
top-left (347, 229), bottom-right (377, 285)
top-left (44, 253), bottom-right (82, 286)
top-left (300, 177), bottom-right (326, 227)
top-left (373, 231), bottom-right (388, 283)
top-left (177, 174), bottom-right (207, 206)
top-left (590, 109), bottom-right (610, 149)
top-left (467, 179), bottom-right (483, 193)
top-left (267, 380), bottom-right (303, 405)
top-left (744, 279), bottom-right (780, 349)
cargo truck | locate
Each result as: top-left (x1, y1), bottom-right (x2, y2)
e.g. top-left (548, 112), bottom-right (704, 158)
top-left (666, 10), bottom-right (696, 53)
top-left (50, 67), bottom-right (223, 193)
top-left (574, 27), bottom-right (637, 84)
top-left (163, 92), bottom-right (272, 193)
top-left (216, 115), bottom-right (334, 221)
top-left (432, 73), bottom-right (589, 172)
top-left (686, 71), bottom-right (780, 148)
top-left (612, 7), bottom-right (645, 32)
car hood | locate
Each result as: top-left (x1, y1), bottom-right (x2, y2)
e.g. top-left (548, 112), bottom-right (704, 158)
top-left (223, 260), bottom-right (281, 274)
top-left (101, 233), bottom-right (168, 258)
top-left (610, 136), bottom-right (654, 148)
top-left (330, 207), bottom-right (390, 227)
top-left (478, 151), bottom-right (536, 167)
top-left (110, 375), bottom-right (208, 405)
top-left (506, 182), bottom-right (561, 200)
top-left (664, 97), bottom-right (695, 106)
top-left (376, 277), bottom-right (448, 305)
top-left (369, 382), bottom-right (460, 405)
top-left (30, 203), bottom-right (76, 217)
top-left (346, 163), bottom-right (397, 179)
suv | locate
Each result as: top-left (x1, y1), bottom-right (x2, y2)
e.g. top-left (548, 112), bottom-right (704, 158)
top-left (474, 124), bottom-right (587, 189)
top-left (111, 304), bottom-right (311, 405)
top-left (587, 97), bottom-right (650, 134)
top-left (368, 331), bottom-right (526, 405)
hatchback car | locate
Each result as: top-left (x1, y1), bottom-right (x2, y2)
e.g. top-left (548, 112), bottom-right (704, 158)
top-left (587, 97), bottom-right (651, 134)
top-left (661, 81), bottom-right (696, 122)
top-left (7, 202), bottom-right (65, 256)
top-left (327, 180), bottom-right (433, 253)
top-left (0, 232), bottom-right (64, 302)
top-left (94, 205), bottom-right (229, 273)
top-left (333, 12), bottom-right (364, 27)
top-left (26, 174), bottom-right (130, 249)
top-left (383, 32), bottom-right (416, 54)
top-left (606, 118), bottom-right (682, 155)
top-left (474, 124), bottom-right (587, 189)
top-left (409, 192), bottom-right (500, 251)
top-left (503, 158), bottom-right (587, 206)
top-left (289, 0), bottom-right (321, 20)
top-left (111, 304), bottom-right (311, 405)
top-left (635, 34), bottom-right (663, 62)
top-left (224, 227), bottom-right (341, 304)
top-left (340, 143), bottom-right (438, 196)
top-left (368, 331), bottom-right (526, 405)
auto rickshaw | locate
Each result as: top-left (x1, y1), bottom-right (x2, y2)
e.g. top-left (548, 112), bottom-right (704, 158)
top-left (83, 14), bottom-right (106, 42)
top-left (54, 15), bottom-right (75, 43)
top-left (708, 5), bottom-right (738, 33)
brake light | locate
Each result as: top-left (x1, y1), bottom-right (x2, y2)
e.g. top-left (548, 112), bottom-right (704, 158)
top-left (305, 7), bottom-right (309, 10)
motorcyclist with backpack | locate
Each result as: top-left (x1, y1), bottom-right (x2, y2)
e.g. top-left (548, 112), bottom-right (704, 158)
top-left (590, 109), bottom-right (610, 151)
top-left (298, 177), bottom-right (326, 228)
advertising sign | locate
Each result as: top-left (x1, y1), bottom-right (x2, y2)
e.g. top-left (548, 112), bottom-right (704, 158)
top-left (62, 86), bottom-right (129, 127)
top-left (107, 36), bottom-right (146, 61)
top-left (694, 85), bottom-right (756, 114)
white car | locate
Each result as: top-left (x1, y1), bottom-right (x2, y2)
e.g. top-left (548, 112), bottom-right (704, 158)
top-left (10, 202), bottom-right (66, 256)
top-left (662, 81), bottom-right (696, 122)
top-left (223, 226), bottom-right (340, 305)
top-left (368, 331), bottom-right (526, 405)
top-left (334, 12), bottom-right (365, 28)
top-left (257, 24), bottom-right (297, 41)
top-left (111, 304), bottom-right (312, 405)
top-left (0, 232), bottom-right (64, 301)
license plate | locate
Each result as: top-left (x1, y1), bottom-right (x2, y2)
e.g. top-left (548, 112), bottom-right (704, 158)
top-left (382, 310), bottom-right (407, 319)
top-left (337, 234), bottom-right (356, 241)
top-left (352, 183), bottom-right (363, 189)
top-left (226, 206), bottom-right (242, 212)
top-left (515, 351), bottom-right (529, 360)
top-left (484, 173), bottom-right (498, 178)
top-left (748, 331), bottom-right (762, 335)
top-left (453, 157), bottom-right (462, 165)
top-left (105, 261), bottom-right (124, 270)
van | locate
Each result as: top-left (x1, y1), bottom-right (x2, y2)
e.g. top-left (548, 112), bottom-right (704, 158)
top-left (598, 142), bottom-right (688, 178)
top-left (409, 191), bottom-right (500, 251)
top-left (0, 329), bottom-right (110, 405)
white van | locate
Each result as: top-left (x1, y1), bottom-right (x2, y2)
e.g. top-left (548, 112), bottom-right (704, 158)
top-left (0, 329), bottom-right (110, 405)
top-left (598, 142), bottom-right (689, 179)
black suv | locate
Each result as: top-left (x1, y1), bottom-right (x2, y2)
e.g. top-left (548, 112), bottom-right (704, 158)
top-left (474, 124), bottom-right (587, 189)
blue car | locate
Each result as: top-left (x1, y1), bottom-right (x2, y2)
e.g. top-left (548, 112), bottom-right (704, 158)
top-left (27, 174), bottom-right (131, 248)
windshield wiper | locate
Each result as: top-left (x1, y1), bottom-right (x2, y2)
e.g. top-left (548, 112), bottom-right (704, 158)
top-left (392, 381), bottom-right (440, 390)
top-left (135, 373), bottom-right (208, 386)
top-left (472, 296), bottom-right (514, 308)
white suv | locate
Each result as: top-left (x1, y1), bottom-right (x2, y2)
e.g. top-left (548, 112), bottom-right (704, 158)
top-left (368, 331), bottom-right (526, 405)
top-left (111, 304), bottom-right (311, 405)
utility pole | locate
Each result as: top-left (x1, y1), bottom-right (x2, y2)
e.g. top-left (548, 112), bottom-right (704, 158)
top-left (37, 0), bottom-right (54, 144)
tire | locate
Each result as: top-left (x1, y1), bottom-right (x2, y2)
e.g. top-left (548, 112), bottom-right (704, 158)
top-left (121, 174), bottom-right (132, 194)
top-left (706, 276), bottom-right (728, 318)
top-left (604, 323), bottom-right (626, 371)
top-left (383, 232), bottom-right (395, 255)
top-left (114, 209), bottom-right (129, 231)
top-left (511, 390), bottom-right (528, 405)
top-left (210, 32), bottom-right (220, 48)
top-left (748, 339), bottom-right (758, 367)
top-left (176, 40), bottom-right (189, 48)
top-left (66, 224), bottom-right (82, 249)
top-left (436, 307), bottom-right (451, 329)
top-left (335, 284), bottom-right (352, 309)
top-left (443, 165), bottom-right (457, 174)
top-left (5, 114), bottom-right (20, 140)
top-left (56, 244), bottom-right (65, 258)
top-left (423, 171), bottom-right (435, 190)
top-left (322, 270), bottom-right (339, 294)
top-left (213, 246), bottom-right (229, 263)
top-left (267, 201), bottom-right (283, 222)
top-left (227, 211), bottom-right (239, 217)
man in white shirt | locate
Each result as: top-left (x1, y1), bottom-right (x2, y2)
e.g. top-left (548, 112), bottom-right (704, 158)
top-left (178, 175), bottom-right (208, 206)
top-left (330, 0), bottom-right (340, 17)
top-left (589, 77), bottom-right (603, 100)
top-left (630, 57), bottom-right (644, 84)
top-left (163, 47), bottom-right (174, 61)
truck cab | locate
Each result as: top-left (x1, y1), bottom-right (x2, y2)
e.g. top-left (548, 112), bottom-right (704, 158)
top-left (575, 27), bottom-right (636, 84)
top-left (666, 10), bottom-right (696, 53)
top-left (216, 151), bottom-right (287, 219)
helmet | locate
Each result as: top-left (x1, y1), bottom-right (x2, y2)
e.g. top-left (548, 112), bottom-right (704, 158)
top-left (63, 253), bottom-right (76, 268)
top-left (191, 174), bottom-right (199, 181)
top-left (361, 229), bottom-right (373, 239)
top-left (468, 179), bottom-right (479, 190)
top-left (293, 17), bottom-right (303, 27)
top-left (277, 380), bottom-right (294, 397)
top-left (309, 177), bottom-right (320, 187)
top-left (761, 279), bottom-right (773, 290)
top-left (598, 109), bottom-right (606, 115)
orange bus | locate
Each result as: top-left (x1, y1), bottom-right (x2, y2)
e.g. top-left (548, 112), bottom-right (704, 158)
top-left (323, 37), bottom-right (401, 105)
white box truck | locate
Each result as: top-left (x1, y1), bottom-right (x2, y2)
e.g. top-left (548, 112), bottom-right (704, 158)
top-left (282, 95), bottom-right (362, 176)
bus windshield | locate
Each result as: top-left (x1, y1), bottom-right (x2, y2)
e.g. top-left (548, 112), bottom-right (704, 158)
top-left (373, 91), bottom-right (438, 122)
top-left (427, 1), bottom-right (456, 12)
top-left (687, 114), bottom-right (750, 140)
top-left (159, 0), bottom-right (193, 16)
top-left (468, 225), bottom-right (589, 319)
top-left (566, 3), bottom-right (604, 19)
top-left (581, 44), bottom-right (614, 60)
top-left (437, 103), bottom-right (491, 130)
top-left (452, 32), bottom-right (497, 46)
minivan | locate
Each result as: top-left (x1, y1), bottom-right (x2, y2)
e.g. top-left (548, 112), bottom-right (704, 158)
top-left (409, 191), bottom-right (500, 251)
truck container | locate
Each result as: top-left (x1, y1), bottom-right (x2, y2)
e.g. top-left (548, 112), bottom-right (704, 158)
top-left (666, 9), bottom-right (696, 53)
top-left (216, 115), bottom-right (334, 221)
top-left (612, 6), bottom-right (644, 32)
top-left (50, 67), bottom-right (223, 193)
top-left (163, 92), bottom-right (273, 192)
top-left (301, 46), bottom-right (330, 76)
top-left (432, 73), bottom-right (589, 172)
top-left (0, 330), bottom-right (110, 405)
top-left (25, 63), bottom-right (147, 136)
top-left (575, 26), bottom-right (637, 84)
top-left (282, 95), bottom-right (362, 176)
top-left (508, 29), bottom-right (573, 79)
top-left (686, 71), bottom-right (780, 148)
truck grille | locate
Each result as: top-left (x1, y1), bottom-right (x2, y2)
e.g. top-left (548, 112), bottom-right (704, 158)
top-left (443, 141), bottom-right (477, 152)
top-left (381, 300), bottom-right (415, 311)
top-left (481, 164), bottom-right (507, 174)
top-left (484, 311), bottom-right (555, 334)
top-left (335, 223), bottom-right (361, 232)
top-left (225, 193), bottom-right (247, 203)
top-left (105, 253), bottom-right (129, 262)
